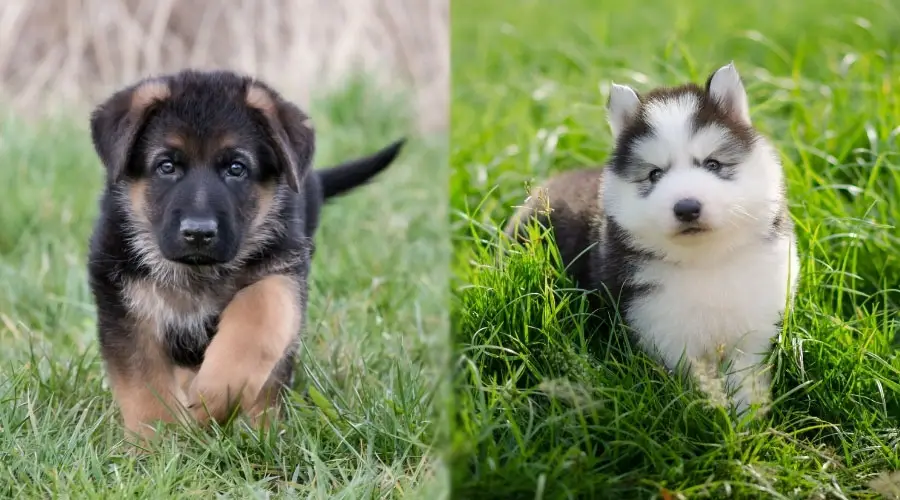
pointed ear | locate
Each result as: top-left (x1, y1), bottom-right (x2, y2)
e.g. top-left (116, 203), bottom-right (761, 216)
top-left (706, 62), bottom-right (751, 125)
top-left (607, 83), bottom-right (642, 140)
top-left (245, 83), bottom-right (315, 193)
top-left (90, 79), bottom-right (170, 184)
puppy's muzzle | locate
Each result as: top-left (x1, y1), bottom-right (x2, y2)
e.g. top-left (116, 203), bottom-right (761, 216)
top-left (180, 217), bottom-right (218, 247)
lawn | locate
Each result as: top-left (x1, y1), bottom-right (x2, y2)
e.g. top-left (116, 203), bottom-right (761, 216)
top-left (0, 81), bottom-right (450, 498)
top-left (450, 0), bottom-right (900, 498)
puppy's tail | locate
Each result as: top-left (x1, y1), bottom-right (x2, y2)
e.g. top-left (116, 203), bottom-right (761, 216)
top-left (316, 138), bottom-right (406, 200)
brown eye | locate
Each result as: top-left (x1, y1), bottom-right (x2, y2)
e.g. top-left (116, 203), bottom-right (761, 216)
top-left (705, 159), bottom-right (722, 171)
top-left (226, 161), bottom-right (247, 177)
top-left (648, 168), bottom-right (664, 183)
top-left (156, 160), bottom-right (176, 175)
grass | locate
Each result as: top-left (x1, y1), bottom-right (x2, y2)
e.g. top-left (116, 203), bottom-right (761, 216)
top-left (0, 80), bottom-right (450, 498)
top-left (450, 0), bottom-right (900, 498)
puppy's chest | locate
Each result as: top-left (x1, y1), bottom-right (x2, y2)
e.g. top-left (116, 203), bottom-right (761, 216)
top-left (122, 279), bottom-right (234, 366)
top-left (625, 243), bottom-right (795, 354)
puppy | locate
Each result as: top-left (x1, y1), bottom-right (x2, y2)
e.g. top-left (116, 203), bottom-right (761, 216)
top-left (86, 69), bottom-right (405, 439)
top-left (506, 63), bottom-right (800, 415)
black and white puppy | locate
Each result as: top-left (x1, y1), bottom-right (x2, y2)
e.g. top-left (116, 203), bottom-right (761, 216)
top-left (507, 63), bottom-right (799, 415)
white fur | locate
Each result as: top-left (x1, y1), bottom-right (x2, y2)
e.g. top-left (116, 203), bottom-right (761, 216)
top-left (607, 83), bottom-right (641, 140)
top-left (708, 62), bottom-right (751, 125)
top-left (627, 232), bottom-right (798, 413)
top-left (600, 66), bottom-right (799, 414)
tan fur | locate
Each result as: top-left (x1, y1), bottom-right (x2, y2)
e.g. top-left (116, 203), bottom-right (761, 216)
top-left (250, 184), bottom-right (277, 232)
top-left (232, 183), bottom-right (282, 265)
top-left (247, 375), bottom-right (286, 430)
top-left (216, 133), bottom-right (238, 150)
top-left (162, 132), bottom-right (186, 150)
top-left (174, 366), bottom-right (198, 396)
top-left (107, 325), bottom-right (187, 441)
top-left (245, 85), bottom-right (276, 118)
top-left (131, 80), bottom-right (170, 112)
top-left (187, 274), bottom-right (300, 424)
top-left (127, 179), bottom-right (150, 225)
top-left (244, 83), bottom-right (307, 193)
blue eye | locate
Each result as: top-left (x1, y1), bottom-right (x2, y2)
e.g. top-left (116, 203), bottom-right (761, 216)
top-left (156, 160), bottom-right (176, 175)
top-left (226, 162), bottom-right (247, 177)
top-left (705, 159), bottom-right (722, 171)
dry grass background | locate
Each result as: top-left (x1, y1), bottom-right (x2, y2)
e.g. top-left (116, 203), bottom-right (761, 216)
top-left (0, 0), bottom-right (448, 133)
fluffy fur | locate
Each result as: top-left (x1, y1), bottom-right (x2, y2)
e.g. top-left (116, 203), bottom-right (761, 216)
top-left (507, 63), bottom-right (799, 415)
top-left (86, 69), bottom-right (405, 440)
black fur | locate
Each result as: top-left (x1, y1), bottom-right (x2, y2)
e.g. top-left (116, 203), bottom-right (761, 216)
top-left (317, 139), bottom-right (406, 199)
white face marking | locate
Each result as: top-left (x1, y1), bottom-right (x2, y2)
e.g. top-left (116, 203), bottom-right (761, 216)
top-left (603, 93), bottom-right (784, 264)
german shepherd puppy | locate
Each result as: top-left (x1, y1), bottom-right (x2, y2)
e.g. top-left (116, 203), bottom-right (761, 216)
top-left (86, 69), bottom-right (405, 440)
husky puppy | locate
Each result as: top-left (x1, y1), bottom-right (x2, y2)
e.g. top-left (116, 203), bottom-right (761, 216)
top-left (506, 63), bottom-right (800, 414)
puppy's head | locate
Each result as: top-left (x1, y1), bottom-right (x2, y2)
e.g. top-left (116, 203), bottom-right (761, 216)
top-left (90, 70), bottom-right (314, 269)
top-left (602, 63), bottom-right (785, 261)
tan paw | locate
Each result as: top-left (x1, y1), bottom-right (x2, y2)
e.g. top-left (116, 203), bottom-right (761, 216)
top-left (186, 370), bottom-right (264, 424)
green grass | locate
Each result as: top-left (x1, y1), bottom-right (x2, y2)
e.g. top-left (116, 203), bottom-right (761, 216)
top-left (450, 0), bottom-right (900, 498)
top-left (0, 80), bottom-right (450, 498)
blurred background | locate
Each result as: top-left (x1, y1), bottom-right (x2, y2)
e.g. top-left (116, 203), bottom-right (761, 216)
top-left (0, 0), bottom-right (448, 133)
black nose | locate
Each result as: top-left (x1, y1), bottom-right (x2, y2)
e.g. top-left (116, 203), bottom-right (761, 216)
top-left (180, 217), bottom-right (218, 245)
top-left (673, 198), bottom-right (702, 222)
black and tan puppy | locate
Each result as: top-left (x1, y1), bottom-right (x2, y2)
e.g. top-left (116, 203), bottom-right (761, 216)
top-left (86, 69), bottom-right (405, 440)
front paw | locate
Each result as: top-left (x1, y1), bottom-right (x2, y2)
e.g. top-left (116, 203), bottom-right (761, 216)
top-left (730, 371), bottom-right (772, 418)
top-left (186, 372), bottom-right (262, 424)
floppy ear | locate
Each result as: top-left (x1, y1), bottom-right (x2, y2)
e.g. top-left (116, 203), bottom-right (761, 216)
top-left (706, 62), bottom-right (751, 125)
top-left (607, 82), bottom-right (642, 141)
top-left (245, 84), bottom-right (315, 193)
top-left (90, 79), bottom-right (170, 184)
